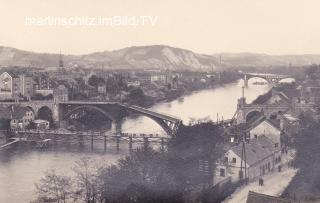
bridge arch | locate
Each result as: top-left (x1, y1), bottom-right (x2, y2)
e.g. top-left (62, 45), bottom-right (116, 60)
top-left (38, 106), bottom-right (54, 123)
top-left (245, 110), bottom-right (263, 122)
top-left (246, 76), bottom-right (269, 84)
top-left (62, 105), bottom-right (116, 121)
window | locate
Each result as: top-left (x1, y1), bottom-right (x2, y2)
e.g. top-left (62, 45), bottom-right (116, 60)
top-left (224, 157), bottom-right (228, 163)
top-left (232, 158), bottom-right (236, 163)
top-left (254, 134), bottom-right (258, 139)
top-left (275, 143), bottom-right (279, 148)
top-left (220, 168), bottom-right (225, 177)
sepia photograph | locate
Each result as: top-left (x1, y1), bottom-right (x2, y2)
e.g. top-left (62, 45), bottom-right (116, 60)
top-left (0, 0), bottom-right (320, 202)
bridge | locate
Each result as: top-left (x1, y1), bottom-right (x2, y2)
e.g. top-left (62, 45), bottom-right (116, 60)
top-left (235, 97), bottom-right (291, 123)
top-left (0, 100), bottom-right (182, 136)
top-left (241, 73), bottom-right (294, 86)
top-left (10, 129), bottom-right (170, 152)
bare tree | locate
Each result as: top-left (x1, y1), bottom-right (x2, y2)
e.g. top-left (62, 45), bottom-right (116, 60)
top-left (34, 169), bottom-right (72, 203)
top-left (72, 157), bottom-right (100, 203)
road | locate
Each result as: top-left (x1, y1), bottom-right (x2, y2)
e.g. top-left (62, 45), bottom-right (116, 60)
top-left (223, 154), bottom-right (297, 203)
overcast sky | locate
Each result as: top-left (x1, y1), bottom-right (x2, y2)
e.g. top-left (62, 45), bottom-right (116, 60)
top-left (0, 0), bottom-right (319, 55)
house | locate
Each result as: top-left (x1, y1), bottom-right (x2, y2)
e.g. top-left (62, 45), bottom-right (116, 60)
top-left (97, 84), bottom-right (106, 94)
top-left (0, 71), bottom-right (34, 101)
top-left (230, 116), bottom-right (283, 149)
top-left (10, 106), bottom-right (35, 130)
top-left (214, 135), bottom-right (282, 185)
top-left (247, 118), bottom-right (282, 147)
top-left (53, 85), bottom-right (69, 102)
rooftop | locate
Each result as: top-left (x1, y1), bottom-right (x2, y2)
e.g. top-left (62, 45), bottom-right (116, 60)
top-left (246, 191), bottom-right (296, 203)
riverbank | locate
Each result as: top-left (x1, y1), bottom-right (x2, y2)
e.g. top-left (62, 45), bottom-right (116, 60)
top-left (0, 81), bottom-right (271, 203)
top-left (142, 80), bottom-right (240, 108)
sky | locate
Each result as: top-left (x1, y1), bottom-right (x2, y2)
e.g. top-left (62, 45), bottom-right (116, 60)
top-left (0, 0), bottom-right (320, 55)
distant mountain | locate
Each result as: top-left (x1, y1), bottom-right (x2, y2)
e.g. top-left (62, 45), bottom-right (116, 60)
top-left (214, 53), bottom-right (320, 67)
top-left (1, 45), bottom-right (320, 71)
top-left (0, 45), bottom-right (219, 71)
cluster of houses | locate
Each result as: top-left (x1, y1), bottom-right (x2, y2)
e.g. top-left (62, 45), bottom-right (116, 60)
top-left (0, 105), bottom-right (49, 131)
top-left (213, 84), bottom-right (303, 186)
top-left (0, 70), bottom-right (69, 102)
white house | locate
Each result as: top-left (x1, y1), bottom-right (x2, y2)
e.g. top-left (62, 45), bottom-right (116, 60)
top-left (247, 118), bottom-right (282, 147)
top-left (214, 135), bottom-right (282, 185)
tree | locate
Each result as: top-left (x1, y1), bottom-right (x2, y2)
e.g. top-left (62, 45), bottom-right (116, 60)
top-left (72, 157), bottom-right (100, 203)
top-left (127, 88), bottom-right (146, 105)
top-left (34, 170), bottom-right (72, 203)
top-left (166, 122), bottom-right (226, 199)
top-left (88, 75), bottom-right (105, 88)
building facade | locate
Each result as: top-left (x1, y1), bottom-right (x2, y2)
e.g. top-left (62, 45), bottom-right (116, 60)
top-left (10, 106), bottom-right (35, 130)
top-left (0, 72), bottom-right (34, 101)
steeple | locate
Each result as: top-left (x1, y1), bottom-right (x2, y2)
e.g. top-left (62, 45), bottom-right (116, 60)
top-left (59, 50), bottom-right (64, 68)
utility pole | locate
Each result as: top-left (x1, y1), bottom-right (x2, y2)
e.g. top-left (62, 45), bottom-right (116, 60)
top-left (240, 133), bottom-right (247, 184)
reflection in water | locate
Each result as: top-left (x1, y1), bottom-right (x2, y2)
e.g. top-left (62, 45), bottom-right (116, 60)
top-left (0, 80), bottom-right (270, 203)
top-left (121, 80), bottom-right (270, 134)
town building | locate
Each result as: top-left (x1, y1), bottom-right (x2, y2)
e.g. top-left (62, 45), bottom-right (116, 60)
top-left (214, 135), bottom-right (282, 185)
top-left (214, 116), bottom-right (284, 185)
top-left (10, 106), bottom-right (35, 130)
top-left (247, 118), bottom-right (282, 147)
top-left (0, 71), bottom-right (34, 101)
top-left (97, 84), bottom-right (106, 94)
top-left (53, 85), bottom-right (69, 102)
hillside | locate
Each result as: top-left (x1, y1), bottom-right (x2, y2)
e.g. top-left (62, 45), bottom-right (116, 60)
top-left (1, 45), bottom-right (320, 71)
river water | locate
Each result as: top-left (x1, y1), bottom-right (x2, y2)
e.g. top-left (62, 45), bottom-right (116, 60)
top-left (0, 80), bottom-right (270, 203)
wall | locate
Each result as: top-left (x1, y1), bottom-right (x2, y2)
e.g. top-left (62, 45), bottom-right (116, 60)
top-left (249, 121), bottom-right (281, 144)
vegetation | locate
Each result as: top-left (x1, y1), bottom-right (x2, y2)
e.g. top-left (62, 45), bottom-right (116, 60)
top-left (282, 114), bottom-right (320, 202)
top-left (127, 88), bottom-right (146, 106)
top-left (34, 122), bottom-right (227, 203)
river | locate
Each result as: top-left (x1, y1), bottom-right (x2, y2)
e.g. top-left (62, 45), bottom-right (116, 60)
top-left (0, 80), bottom-right (271, 203)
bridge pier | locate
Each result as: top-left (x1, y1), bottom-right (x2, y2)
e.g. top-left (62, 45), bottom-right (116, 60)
top-left (143, 137), bottom-right (149, 150)
top-left (129, 137), bottom-right (133, 153)
top-left (104, 134), bottom-right (107, 152)
top-left (111, 120), bottom-right (122, 134)
top-left (91, 133), bottom-right (94, 151)
top-left (160, 137), bottom-right (165, 153)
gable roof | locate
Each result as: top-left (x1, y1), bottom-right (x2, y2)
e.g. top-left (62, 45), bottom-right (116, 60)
top-left (246, 191), bottom-right (296, 203)
top-left (248, 117), bottom-right (281, 132)
top-left (229, 138), bottom-right (274, 166)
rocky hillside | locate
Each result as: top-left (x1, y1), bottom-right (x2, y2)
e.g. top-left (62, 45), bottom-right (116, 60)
top-left (1, 45), bottom-right (320, 70)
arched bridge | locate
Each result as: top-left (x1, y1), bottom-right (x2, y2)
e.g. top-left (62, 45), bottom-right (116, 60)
top-left (241, 73), bottom-right (295, 86)
top-left (58, 101), bottom-right (183, 136)
top-left (235, 101), bottom-right (290, 124)
top-left (0, 100), bottom-right (183, 136)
